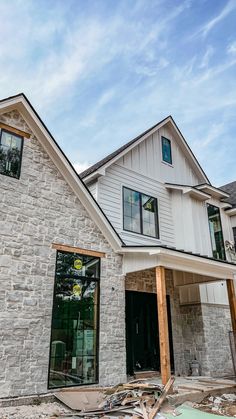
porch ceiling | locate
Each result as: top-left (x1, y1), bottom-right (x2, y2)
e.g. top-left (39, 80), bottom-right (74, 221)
top-left (122, 247), bottom-right (236, 281)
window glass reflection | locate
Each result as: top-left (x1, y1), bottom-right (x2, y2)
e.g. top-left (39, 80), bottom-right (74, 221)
top-left (49, 251), bottom-right (100, 388)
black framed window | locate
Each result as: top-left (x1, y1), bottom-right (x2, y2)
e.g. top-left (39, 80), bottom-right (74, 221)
top-left (123, 187), bottom-right (159, 238)
top-left (161, 136), bottom-right (172, 164)
top-left (0, 129), bottom-right (23, 179)
top-left (207, 204), bottom-right (226, 260)
top-left (233, 227), bottom-right (236, 247)
top-left (49, 251), bottom-right (100, 389)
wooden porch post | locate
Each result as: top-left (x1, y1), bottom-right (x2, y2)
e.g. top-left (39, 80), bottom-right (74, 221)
top-left (155, 266), bottom-right (171, 385)
top-left (226, 279), bottom-right (236, 332)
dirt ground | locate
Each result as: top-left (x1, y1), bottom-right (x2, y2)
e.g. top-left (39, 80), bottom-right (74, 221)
top-left (0, 401), bottom-right (72, 419)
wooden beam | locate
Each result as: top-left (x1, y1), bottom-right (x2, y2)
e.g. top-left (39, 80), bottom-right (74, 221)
top-left (0, 122), bottom-right (31, 138)
top-left (51, 243), bottom-right (106, 258)
top-left (226, 279), bottom-right (236, 332)
top-left (155, 266), bottom-right (171, 385)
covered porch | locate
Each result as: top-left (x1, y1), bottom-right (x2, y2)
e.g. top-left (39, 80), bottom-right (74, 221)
top-left (122, 247), bottom-right (236, 385)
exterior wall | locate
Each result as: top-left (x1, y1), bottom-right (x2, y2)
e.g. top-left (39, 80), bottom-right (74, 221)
top-left (115, 125), bottom-right (202, 185)
top-left (0, 111), bottom-right (126, 398)
top-left (97, 164), bottom-right (175, 246)
top-left (125, 269), bottom-right (234, 377)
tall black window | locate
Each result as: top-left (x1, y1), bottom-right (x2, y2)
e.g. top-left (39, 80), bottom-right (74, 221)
top-left (49, 251), bottom-right (100, 388)
top-left (161, 136), bottom-right (172, 164)
top-left (123, 187), bottom-right (159, 238)
top-left (0, 130), bottom-right (23, 179)
top-left (207, 204), bottom-right (226, 260)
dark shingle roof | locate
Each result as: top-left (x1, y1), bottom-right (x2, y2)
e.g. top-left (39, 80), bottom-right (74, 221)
top-left (220, 181), bottom-right (236, 208)
top-left (80, 116), bottom-right (172, 179)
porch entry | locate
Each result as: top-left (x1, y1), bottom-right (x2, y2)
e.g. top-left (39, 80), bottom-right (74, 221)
top-left (125, 291), bottom-right (174, 375)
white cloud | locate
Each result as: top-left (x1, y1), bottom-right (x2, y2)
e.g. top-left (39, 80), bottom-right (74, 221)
top-left (199, 46), bottom-right (214, 69)
top-left (193, 0), bottom-right (236, 38)
top-left (227, 41), bottom-right (236, 55)
top-left (73, 161), bottom-right (91, 174)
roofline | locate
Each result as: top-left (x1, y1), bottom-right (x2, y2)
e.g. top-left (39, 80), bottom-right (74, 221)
top-left (0, 93), bottom-right (125, 250)
top-left (80, 115), bottom-right (210, 184)
top-left (120, 244), bottom-right (236, 266)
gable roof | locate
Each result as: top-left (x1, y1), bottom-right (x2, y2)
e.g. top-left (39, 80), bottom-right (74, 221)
top-left (80, 115), bottom-right (210, 184)
top-left (0, 93), bottom-right (124, 251)
top-left (220, 181), bottom-right (236, 208)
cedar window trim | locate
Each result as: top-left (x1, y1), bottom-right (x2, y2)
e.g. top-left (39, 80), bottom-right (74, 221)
top-left (122, 186), bottom-right (160, 239)
top-left (207, 203), bottom-right (226, 261)
top-left (0, 128), bottom-right (24, 180)
top-left (161, 136), bottom-right (173, 166)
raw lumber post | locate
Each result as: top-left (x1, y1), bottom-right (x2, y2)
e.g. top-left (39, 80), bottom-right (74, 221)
top-left (155, 266), bottom-right (171, 385)
top-left (149, 376), bottom-right (175, 419)
top-left (226, 279), bottom-right (236, 332)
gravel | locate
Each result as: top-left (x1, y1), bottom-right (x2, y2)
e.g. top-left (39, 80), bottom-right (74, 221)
top-left (0, 401), bottom-right (73, 419)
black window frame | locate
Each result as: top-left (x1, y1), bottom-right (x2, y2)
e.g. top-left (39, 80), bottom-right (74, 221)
top-left (0, 128), bottom-right (24, 179)
top-left (123, 186), bottom-right (159, 239)
top-left (48, 250), bottom-right (100, 389)
top-left (161, 136), bottom-right (172, 165)
top-left (207, 203), bottom-right (226, 261)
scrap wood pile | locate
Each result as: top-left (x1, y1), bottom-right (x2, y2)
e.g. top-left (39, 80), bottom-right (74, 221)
top-left (58, 377), bottom-right (175, 419)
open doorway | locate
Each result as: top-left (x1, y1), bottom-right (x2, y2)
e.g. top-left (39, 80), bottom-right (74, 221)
top-left (125, 291), bottom-right (174, 375)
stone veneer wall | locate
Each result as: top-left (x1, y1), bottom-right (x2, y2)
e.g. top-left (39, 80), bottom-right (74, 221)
top-left (0, 110), bottom-right (126, 398)
top-left (125, 269), bottom-right (234, 377)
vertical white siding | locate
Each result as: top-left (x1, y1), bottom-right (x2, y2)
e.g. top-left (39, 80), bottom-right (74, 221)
top-left (87, 181), bottom-right (98, 200)
top-left (98, 164), bottom-right (175, 246)
top-left (116, 126), bottom-right (202, 186)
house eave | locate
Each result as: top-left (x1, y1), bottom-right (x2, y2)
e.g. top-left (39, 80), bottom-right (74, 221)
top-left (121, 245), bottom-right (236, 280)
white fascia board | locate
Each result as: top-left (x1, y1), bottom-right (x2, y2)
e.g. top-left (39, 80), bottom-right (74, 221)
top-left (122, 247), bottom-right (236, 279)
top-left (166, 184), bottom-right (210, 201)
top-left (0, 96), bottom-right (123, 252)
top-left (225, 208), bottom-right (236, 216)
top-left (196, 184), bottom-right (230, 199)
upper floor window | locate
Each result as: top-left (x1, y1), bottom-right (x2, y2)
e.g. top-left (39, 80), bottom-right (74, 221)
top-left (0, 129), bottom-right (23, 179)
top-left (123, 187), bottom-right (159, 238)
top-left (161, 136), bottom-right (172, 165)
top-left (207, 204), bottom-right (226, 260)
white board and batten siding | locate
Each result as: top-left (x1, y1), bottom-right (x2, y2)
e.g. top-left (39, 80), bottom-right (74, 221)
top-left (97, 164), bottom-right (175, 246)
top-left (116, 125), bottom-right (202, 186)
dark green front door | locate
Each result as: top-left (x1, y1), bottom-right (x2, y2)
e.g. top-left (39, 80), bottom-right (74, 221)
top-left (125, 291), bottom-right (174, 375)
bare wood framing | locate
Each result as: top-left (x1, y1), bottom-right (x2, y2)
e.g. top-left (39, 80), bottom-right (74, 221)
top-left (226, 279), bottom-right (236, 332)
top-left (51, 243), bottom-right (106, 258)
top-left (0, 122), bottom-right (31, 138)
top-left (155, 266), bottom-right (171, 385)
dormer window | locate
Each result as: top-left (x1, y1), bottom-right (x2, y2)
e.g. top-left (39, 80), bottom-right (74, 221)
top-left (0, 129), bottom-right (23, 179)
top-left (161, 136), bottom-right (172, 165)
top-left (123, 187), bottom-right (159, 238)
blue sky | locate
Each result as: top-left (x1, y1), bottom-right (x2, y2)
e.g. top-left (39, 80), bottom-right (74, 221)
top-left (0, 0), bottom-right (236, 186)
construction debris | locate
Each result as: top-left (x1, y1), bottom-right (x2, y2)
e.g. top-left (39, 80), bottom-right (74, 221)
top-left (193, 393), bottom-right (236, 417)
top-left (56, 377), bottom-right (175, 418)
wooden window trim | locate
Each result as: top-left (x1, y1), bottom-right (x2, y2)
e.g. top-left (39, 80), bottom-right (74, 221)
top-left (51, 243), bottom-right (106, 258)
top-left (0, 122), bottom-right (31, 139)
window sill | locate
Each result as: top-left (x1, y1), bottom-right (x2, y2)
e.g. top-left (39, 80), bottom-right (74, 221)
top-left (122, 229), bottom-right (161, 242)
top-left (161, 160), bottom-right (174, 168)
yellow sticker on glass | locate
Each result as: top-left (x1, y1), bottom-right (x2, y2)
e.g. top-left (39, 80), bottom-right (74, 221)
top-left (73, 284), bottom-right (81, 297)
top-left (74, 259), bottom-right (82, 270)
